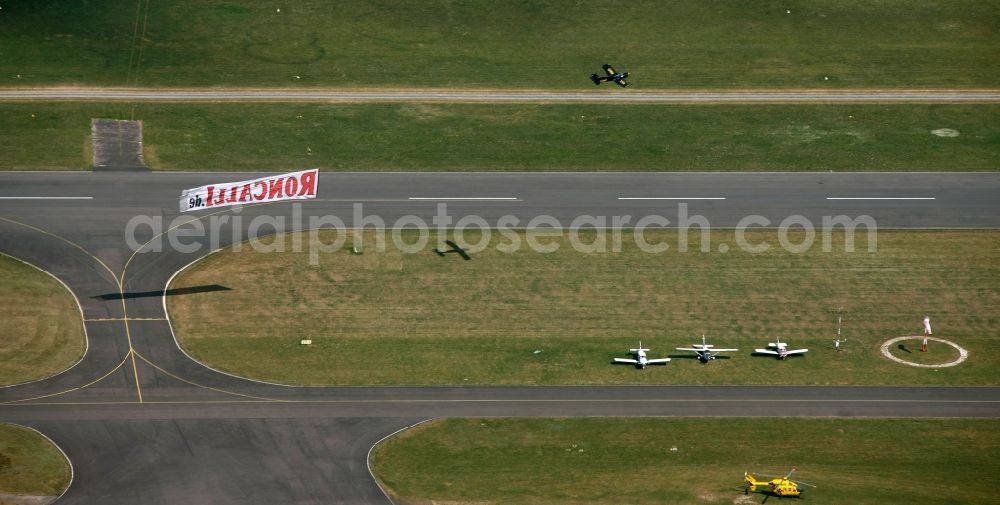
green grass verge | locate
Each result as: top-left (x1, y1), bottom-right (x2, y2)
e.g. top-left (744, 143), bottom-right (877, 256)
top-left (168, 230), bottom-right (1000, 386)
top-left (2, 103), bottom-right (998, 171)
top-left (2, 1), bottom-right (998, 88)
top-left (0, 423), bottom-right (71, 497)
top-left (372, 418), bottom-right (1000, 505)
top-left (0, 255), bottom-right (85, 386)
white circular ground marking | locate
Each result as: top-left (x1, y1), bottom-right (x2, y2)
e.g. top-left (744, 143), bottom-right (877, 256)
top-left (880, 336), bottom-right (968, 368)
top-left (931, 128), bottom-right (960, 137)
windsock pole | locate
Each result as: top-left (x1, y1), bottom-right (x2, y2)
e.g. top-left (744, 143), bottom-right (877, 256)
top-left (835, 315), bottom-right (842, 351)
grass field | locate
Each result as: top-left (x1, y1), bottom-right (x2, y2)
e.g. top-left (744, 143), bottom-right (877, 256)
top-left (1, 102), bottom-right (998, 171)
top-left (168, 230), bottom-right (1000, 386)
top-left (2, 1), bottom-right (997, 89)
top-left (0, 423), bottom-right (71, 498)
top-left (0, 255), bottom-right (85, 386)
top-left (371, 417), bottom-right (1000, 505)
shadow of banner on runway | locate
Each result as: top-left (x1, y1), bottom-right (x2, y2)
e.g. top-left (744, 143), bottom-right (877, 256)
top-left (93, 284), bottom-right (231, 300)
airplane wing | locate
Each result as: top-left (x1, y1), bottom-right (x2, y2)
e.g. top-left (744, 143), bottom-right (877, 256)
top-left (646, 358), bottom-right (671, 364)
top-left (613, 358), bottom-right (639, 364)
top-left (784, 349), bottom-right (809, 355)
top-left (753, 349), bottom-right (780, 355)
top-left (675, 347), bottom-right (702, 352)
top-left (603, 64), bottom-right (616, 76)
top-left (711, 348), bottom-right (739, 352)
top-left (615, 78), bottom-right (628, 87)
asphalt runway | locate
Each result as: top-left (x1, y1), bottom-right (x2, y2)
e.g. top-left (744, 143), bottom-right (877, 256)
top-left (1, 88), bottom-right (1000, 103)
top-left (1, 171), bottom-right (999, 504)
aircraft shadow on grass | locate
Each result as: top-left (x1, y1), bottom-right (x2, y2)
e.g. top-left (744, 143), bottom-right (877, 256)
top-left (93, 284), bottom-right (232, 300)
top-left (433, 240), bottom-right (471, 260)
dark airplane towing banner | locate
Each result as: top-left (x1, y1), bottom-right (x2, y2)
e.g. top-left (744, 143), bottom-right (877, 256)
top-left (179, 169), bottom-right (319, 212)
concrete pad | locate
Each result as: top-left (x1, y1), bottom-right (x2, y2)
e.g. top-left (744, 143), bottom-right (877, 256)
top-left (91, 119), bottom-right (148, 171)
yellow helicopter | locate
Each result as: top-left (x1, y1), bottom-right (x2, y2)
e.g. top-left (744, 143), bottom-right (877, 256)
top-left (744, 468), bottom-right (814, 500)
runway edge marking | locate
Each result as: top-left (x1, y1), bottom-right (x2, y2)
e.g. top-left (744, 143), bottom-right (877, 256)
top-left (367, 418), bottom-right (435, 505)
top-left (15, 424), bottom-right (75, 502)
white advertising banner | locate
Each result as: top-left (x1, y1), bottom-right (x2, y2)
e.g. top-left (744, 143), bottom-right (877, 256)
top-left (179, 169), bottom-right (319, 212)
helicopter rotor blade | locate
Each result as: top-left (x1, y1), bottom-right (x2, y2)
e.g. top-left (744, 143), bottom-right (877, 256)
top-left (792, 479), bottom-right (816, 488)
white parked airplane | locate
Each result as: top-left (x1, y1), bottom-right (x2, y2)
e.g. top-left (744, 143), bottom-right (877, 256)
top-left (675, 334), bottom-right (739, 363)
top-left (753, 338), bottom-right (808, 359)
top-left (613, 342), bottom-right (671, 369)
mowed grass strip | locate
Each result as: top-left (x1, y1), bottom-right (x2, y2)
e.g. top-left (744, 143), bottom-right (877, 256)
top-left (2, 1), bottom-right (998, 88)
top-left (168, 230), bottom-right (1000, 385)
top-left (0, 423), bottom-right (71, 497)
top-left (0, 255), bottom-right (85, 386)
top-left (372, 418), bottom-right (1000, 505)
top-left (1, 103), bottom-right (998, 171)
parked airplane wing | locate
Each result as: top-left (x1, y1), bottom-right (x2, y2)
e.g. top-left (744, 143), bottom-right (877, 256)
top-left (675, 347), bottom-right (702, 352)
top-left (784, 349), bottom-right (809, 355)
top-left (603, 64), bottom-right (616, 76)
top-left (710, 348), bottom-right (739, 352)
top-left (754, 349), bottom-right (781, 355)
top-left (645, 358), bottom-right (671, 364)
top-left (613, 358), bottom-right (639, 364)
